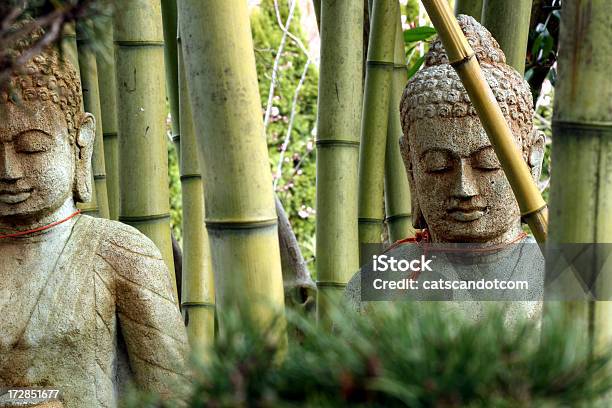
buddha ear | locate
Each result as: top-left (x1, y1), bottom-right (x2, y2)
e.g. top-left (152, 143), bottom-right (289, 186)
top-left (73, 113), bottom-right (95, 203)
top-left (399, 136), bottom-right (427, 230)
top-left (528, 129), bottom-right (546, 183)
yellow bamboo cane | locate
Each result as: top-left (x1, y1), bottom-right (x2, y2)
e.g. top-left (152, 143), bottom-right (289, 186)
top-left (420, 0), bottom-right (548, 243)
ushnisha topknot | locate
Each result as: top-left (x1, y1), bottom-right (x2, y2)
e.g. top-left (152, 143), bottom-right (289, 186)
top-left (400, 15), bottom-right (535, 160)
top-left (0, 19), bottom-right (83, 143)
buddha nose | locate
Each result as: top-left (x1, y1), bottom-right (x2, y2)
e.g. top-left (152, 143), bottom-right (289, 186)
top-left (0, 144), bottom-right (24, 182)
top-left (451, 159), bottom-right (478, 199)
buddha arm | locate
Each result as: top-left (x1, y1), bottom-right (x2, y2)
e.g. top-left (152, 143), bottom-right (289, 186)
top-left (101, 222), bottom-right (190, 400)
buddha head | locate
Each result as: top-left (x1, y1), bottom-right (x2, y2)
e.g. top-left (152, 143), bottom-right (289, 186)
top-left (0, 25), bottom-right (95, 223)
top-left (399, 15), bottom-right (544, 244)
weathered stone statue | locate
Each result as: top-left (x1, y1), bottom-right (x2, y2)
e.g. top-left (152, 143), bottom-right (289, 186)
top-left (0, 30), bottom-right (188, 407)
top-left (346, 16), bottom-right (545, 317)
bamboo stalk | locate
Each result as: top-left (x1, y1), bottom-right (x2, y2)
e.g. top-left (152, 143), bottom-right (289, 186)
top-left (481, 0), bottom-right (531, 74)
top-left (384, 13), bottom-right (414, 243)
top-left (114, 0), bottom-right (178, 299)
top-left (62, 24), bottom-right (98, 216)
top-left (549, 0), bottom-right (612, 347)
top-left (420, 0), bottom-right (548, 243)
top-left (178, 41), bottom-right (215, 354)
top-left (161, 0), bottom-right (181, 157)
top-left (316, 0), bottom-right (363, 323)
top-left (313, 0), bottom-right (321, 32)
top-left (178, 0), bottom-right (285, 330)
top-left (96, 24), bottom-right (121, 221)
top-left (358, 0), bottom-right (398, 262)
top-left (454, 0), bottom-right (483, 22)
top-left (77, 23), bottom-right (110, 219)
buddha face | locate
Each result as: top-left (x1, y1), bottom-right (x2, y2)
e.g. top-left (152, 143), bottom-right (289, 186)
top-left (404, 116), bottom-right (543, 243)
top-left (0, 99), bottom-right (94, 222)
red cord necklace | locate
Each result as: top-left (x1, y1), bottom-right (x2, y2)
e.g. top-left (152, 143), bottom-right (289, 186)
top-left (0, 209), bottom-right (81, 239)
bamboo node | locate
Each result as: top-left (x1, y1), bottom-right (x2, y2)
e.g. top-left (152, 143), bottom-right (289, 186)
top-left (358, 217), bottom-right (385, 225)
top-left (316, 281), bottom-right (347, 288)
top-left (366, 60), bottom-right (395, 70)
top-left (315, 139), bottom-right (360, 148)
top-left (205, 218), bottom-right (278, 231)
top-left (552, 120), bottom-right (612, 137)
top-left (119, 213), bottom-right (171, 223)
top-left (385, 213), bottom-right (412, 223)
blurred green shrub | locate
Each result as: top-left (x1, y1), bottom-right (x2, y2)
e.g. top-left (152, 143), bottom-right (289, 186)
top-left (125, 304), bottom-right (612, 407)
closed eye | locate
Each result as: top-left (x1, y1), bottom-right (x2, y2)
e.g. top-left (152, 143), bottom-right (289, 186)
top-left (421, 149), bottom-right (454, 174)
top-left (471, 146), bottom-right (501, 170)
top-left (14, 130), bottom-right (53, 153)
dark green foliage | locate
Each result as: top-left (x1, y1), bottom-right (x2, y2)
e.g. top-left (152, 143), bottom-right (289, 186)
top-left (126, 304), bottom-right (612, 407)
top-left (251, 0), bottom-right (319, 263)
top-left (525, 0), bottom-right (561, 104)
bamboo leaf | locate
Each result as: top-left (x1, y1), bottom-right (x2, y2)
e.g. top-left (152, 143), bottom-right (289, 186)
top-left (403, 26), bottom-right (436, 43)
top-left (532, 29), bottom-right (554, 63)
top-left (407, 55), bottom-right (425, 79)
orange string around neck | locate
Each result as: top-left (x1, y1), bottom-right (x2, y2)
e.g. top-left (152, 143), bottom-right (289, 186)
top-left (0, 210), bottom-right (81, 239)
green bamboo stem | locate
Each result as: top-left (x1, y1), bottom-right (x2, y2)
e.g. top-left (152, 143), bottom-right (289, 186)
top-left (548, 0), bottom-right (612, 347)
top-left (96, 25), bottom-right (121, 221)
top-left (161, 0), bottom-right (181, 157)
top-left (114, 0), bottom-right (177, 299)
top-left (313, 0), bottom-right (321, 32)
top-left (178, 0), bottom-right (285, 330)
top-left (316, 0), bottom-right (363, 323)
top-left (384, 14), bottom-right (414, 243)
top-left (62, 24), bottom-right (98, 216)
top-left (481, 0), bottom-right (531, 74)
top-left (358, 0), bottom-right (398, 263)
top-left (454, 0), bottom-right (483, 22)
top-left (77, 23), bottom-right (110, 219)
top-left (178, 34), bottom-right (215, 355)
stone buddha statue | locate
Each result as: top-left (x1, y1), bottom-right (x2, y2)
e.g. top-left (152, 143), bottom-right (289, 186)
top-left (0, 29), bottom-right (188, 407)
top-left (346, 16), bottom-right (545, 317)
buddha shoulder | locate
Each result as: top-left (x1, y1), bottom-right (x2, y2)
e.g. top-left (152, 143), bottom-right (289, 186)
top-left (80, 215), bottom-right (176, 301)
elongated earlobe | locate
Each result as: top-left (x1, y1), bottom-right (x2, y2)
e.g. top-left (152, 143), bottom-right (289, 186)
top-left (529, 129), bottom-right (546, 183)
top-left (73, 113), bottom-right (95, 203)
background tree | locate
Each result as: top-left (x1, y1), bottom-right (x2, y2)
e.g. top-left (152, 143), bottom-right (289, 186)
top-left (179, 0), bottom-right (286, 329)
top-left (251, 0), bottom-right (319, 264)
top-left (177, 44), bottom-right (215, 355)
top-left (114, 0), bottom-right (177, 296)
top-left (95, 19), bottom-right (120, 220)
top-left (481, 0), bottom-right (532, 74)
top-left (384, 14), bottom-right (414, 243)
top-left (77, 21), bottom-right (110, 218)
top-left (316, 0), bottom-right (363, 323)
top-left (358, 0), bottom-right (398, 262)
top-left (548, 0), bottom-right (612, 346)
